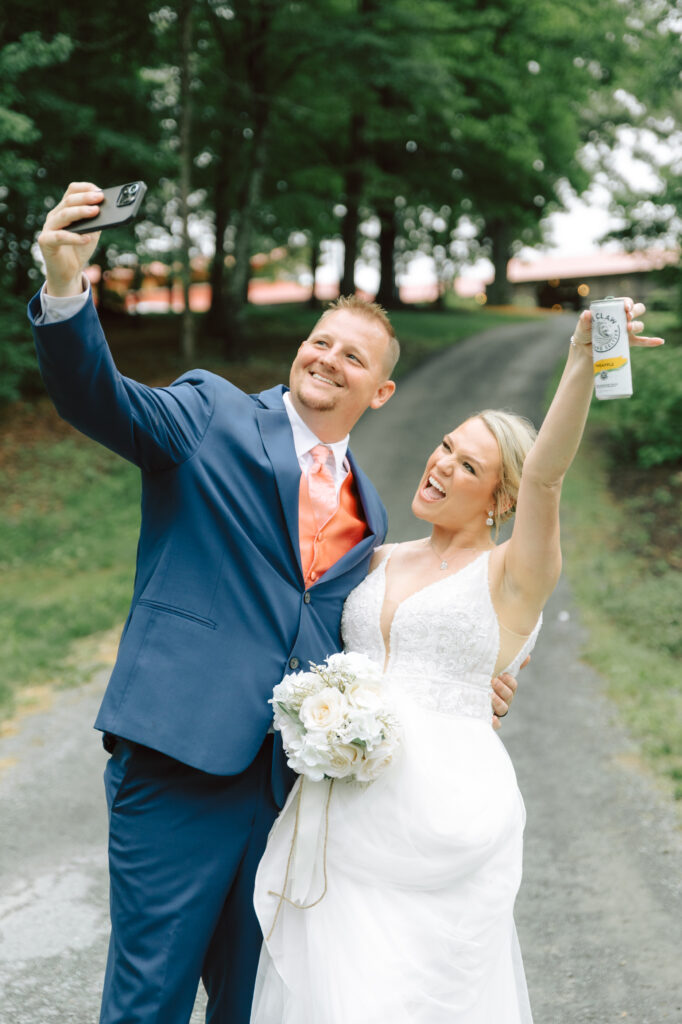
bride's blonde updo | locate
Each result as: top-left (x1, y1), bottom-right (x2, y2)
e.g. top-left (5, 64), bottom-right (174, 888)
top-left (474, 410), bottom-right (537, 531)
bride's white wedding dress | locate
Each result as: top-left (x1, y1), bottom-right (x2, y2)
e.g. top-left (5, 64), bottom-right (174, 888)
top-left (251, 548), bottom-right (541, 1023)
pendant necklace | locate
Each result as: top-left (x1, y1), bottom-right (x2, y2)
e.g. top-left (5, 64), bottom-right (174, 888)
top-left (427, 537), bottom-right (490, 571)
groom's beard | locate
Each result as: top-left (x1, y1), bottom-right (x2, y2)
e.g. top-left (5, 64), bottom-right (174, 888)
top-left (291, 383), bottom-right (339, 412)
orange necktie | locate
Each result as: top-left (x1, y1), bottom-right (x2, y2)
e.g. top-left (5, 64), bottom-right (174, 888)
top-left (307, 444), bottom-right (338, 527)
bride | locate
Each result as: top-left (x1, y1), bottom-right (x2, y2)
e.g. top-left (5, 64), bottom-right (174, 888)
top-left (250, 300), bottom-right (662, 1024)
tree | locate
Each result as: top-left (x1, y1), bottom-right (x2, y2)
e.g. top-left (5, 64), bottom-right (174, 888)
top-left (0, 30), bottom-right (73, 296)
top-left (591, 0), bottom-right (682, 313)
top-left (0, 2), bottom-right (165, 299)
top-left (178, 0), bottom-right (196, 359)
top-left (196, 0), bottom-right (350, 354)
top-left (0, 30), bottom-right (74, 403)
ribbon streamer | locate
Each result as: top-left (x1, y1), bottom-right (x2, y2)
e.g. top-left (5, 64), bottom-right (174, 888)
top-left (266, 776), bottom-right (335, 941)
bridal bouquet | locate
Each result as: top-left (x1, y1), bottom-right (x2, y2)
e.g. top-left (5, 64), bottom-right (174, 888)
top-left (271, 652), bottom-right (401, 784)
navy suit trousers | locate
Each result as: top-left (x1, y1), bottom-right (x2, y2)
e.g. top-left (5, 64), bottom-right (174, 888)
top-left (101, 736), bottom-right (279, 1024)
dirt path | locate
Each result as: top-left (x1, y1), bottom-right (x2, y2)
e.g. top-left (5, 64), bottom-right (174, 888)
top-left (1, 314), bottom-right (680, 1023)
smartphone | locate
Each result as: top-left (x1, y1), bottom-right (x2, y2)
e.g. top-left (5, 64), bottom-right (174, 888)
top-left (67, 181), bottom-right (147, 234)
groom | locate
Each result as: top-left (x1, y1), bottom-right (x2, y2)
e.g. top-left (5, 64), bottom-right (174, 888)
top-left (30, 182), bottom-right (518, 1024)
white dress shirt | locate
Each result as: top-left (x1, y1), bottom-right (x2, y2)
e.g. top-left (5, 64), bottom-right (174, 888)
top-left (36, 275), bottom-right (91, 325)
top-left (282, 392), bottom-right (349, 496)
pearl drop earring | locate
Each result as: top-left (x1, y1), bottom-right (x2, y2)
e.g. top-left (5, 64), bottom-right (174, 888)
top-left (486, 510), bottom-right (494, 527)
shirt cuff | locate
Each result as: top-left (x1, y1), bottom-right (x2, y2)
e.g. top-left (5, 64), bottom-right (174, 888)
top-left (36, 276), bottom-right (91, 325)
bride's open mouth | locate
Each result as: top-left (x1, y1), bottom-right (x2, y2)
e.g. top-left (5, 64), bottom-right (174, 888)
top-left (420, 474), bottom-right (447, 502)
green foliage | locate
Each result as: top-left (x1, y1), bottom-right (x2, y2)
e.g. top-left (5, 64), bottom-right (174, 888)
top-left (0, 0), bottom-right (676, 358)
top-left (598, 571), bottom-right (681, 657)
top-left (591, 346), bottom-right (682, 467)
top-left (0, 3), bottom-right (166, 297)
top-left (0, 295), bottom-right (41, 405)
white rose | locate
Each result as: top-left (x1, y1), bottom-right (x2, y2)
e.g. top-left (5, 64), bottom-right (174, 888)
top-left (300, 687), bottom-right (347, 732)
top-left (355, 740), bottom-right (396, 783)
top-left (325, 741), bottom-right (364, 779)
top-left (345, 681), bottom-right (384, 713)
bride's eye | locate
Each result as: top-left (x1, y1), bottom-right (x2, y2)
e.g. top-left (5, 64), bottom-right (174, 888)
top-left (463, 461), bottom-right (475, 474)
top-left (441, 438), bottom-right (451, 452)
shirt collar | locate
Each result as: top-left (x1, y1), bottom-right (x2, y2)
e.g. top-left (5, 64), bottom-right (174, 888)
top-left (282, 391), bottom-right (349, 477)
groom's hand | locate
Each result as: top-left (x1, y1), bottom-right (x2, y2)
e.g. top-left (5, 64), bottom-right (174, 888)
top-left (38, 182), bottom-right (104, 297)
top-left (491, 655), bottom-right (529, 729)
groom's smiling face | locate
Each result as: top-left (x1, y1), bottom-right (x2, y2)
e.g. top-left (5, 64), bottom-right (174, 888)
top-left (288, 310), bottom-right (395, 440)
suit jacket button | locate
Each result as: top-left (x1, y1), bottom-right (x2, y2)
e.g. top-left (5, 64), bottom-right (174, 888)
top-left (289, 656), bottom-right (300, 670)
top-left (303, 592), bottom-right (311, 604)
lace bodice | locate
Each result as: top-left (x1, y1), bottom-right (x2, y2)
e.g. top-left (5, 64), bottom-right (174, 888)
top-left (341, 547), bottom-right (541, 723)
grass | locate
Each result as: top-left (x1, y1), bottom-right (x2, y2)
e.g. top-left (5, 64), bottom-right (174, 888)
top-left (560, 442), bottom-right (682, 803)
top-left (0, 435), bottom-right (140, 710)
top-left (0, 299), bottom-right (543, 717)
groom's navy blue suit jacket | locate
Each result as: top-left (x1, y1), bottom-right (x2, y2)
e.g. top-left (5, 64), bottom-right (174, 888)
top-left (29, 293), bottom-right (387, 806)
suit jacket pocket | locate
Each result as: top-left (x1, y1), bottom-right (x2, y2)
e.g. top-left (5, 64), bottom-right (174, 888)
top-left (136, 599), bottom-right (217, 630)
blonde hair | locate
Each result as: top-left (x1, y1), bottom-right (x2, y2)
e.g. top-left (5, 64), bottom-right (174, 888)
top-left (317, 295), bottom-right (400, 377)
top-left (475, 409), bottom-right (537, 532)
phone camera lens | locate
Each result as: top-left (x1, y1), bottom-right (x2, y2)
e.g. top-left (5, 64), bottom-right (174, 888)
top-left (117, 182), bottom-right (140, 207)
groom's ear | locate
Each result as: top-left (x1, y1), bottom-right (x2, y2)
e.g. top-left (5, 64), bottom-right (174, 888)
top-left (369, 380), bottom-right (396, 410)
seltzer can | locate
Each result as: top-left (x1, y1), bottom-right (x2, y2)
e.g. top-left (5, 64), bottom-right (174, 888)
top-left (590, 296), bottom-right (632, 400)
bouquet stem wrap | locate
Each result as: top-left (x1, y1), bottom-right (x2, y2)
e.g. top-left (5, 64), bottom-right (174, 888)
top-left (266, 776), bottom-right (334, 941)
top-left (265, 652), bottom-right (402, 935)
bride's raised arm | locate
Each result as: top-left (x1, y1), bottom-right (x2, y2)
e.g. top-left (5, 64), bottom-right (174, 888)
top-left (499, 299), bottom-right (663, 622)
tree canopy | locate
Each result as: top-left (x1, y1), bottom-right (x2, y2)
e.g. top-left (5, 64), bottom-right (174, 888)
top-left (0, 0), bottom-right (678, 369)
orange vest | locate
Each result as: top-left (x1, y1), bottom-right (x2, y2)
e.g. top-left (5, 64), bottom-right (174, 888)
top-left (299, 468), bottom-right (368, 587)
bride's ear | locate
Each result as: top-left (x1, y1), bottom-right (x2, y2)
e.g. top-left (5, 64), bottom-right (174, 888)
top-left (495, 490), bottom-right (514, 520)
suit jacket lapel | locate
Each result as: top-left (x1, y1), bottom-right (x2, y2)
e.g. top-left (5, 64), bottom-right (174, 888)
top-left (255, 390), bottom-right (303, 580)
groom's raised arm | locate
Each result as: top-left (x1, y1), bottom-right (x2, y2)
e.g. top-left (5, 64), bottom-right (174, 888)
top-left (29, 183), bottom-right (214, 471)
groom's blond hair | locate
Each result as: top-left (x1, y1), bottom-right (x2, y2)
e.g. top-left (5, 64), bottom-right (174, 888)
top-left (316, 295), bottom-right (400, 378)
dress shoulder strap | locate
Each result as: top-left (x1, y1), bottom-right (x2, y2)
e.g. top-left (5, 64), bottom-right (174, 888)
top-left (374, 542), bottom-right (399, 569)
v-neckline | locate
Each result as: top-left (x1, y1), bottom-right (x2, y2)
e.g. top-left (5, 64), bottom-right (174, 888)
top-left (377, 546), bottom-right (491, 673)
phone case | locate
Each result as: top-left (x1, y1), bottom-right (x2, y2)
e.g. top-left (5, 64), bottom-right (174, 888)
top-left (68, 181), bottom-right (147, 234)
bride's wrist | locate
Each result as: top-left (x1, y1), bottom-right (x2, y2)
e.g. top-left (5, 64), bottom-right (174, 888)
top-left (570, 310), bottom-right (591, 350)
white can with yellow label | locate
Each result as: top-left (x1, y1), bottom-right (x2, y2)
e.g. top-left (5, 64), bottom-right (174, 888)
top-left (590, 296), bottom-right (632, 400)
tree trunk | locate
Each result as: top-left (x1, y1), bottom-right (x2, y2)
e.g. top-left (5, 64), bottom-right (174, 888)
top-left (486, 219), bottom-right (513, 306)
top-left (178, 0), bottom-right (195, 361)
top-left (340, 112), bottom-right (364, 296)
top-left (12, 253), bottom-right (33, 299)
top-left (308, 236), bottom-right (321, 309)
top-left (223, 122), bottom-right (269, 359)
top-left (10, 199), bottom-right (34, 298)
top-left (374, 202), bottom-right (400, 308)
top-left (206, 165), bottom-right (230, 335)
